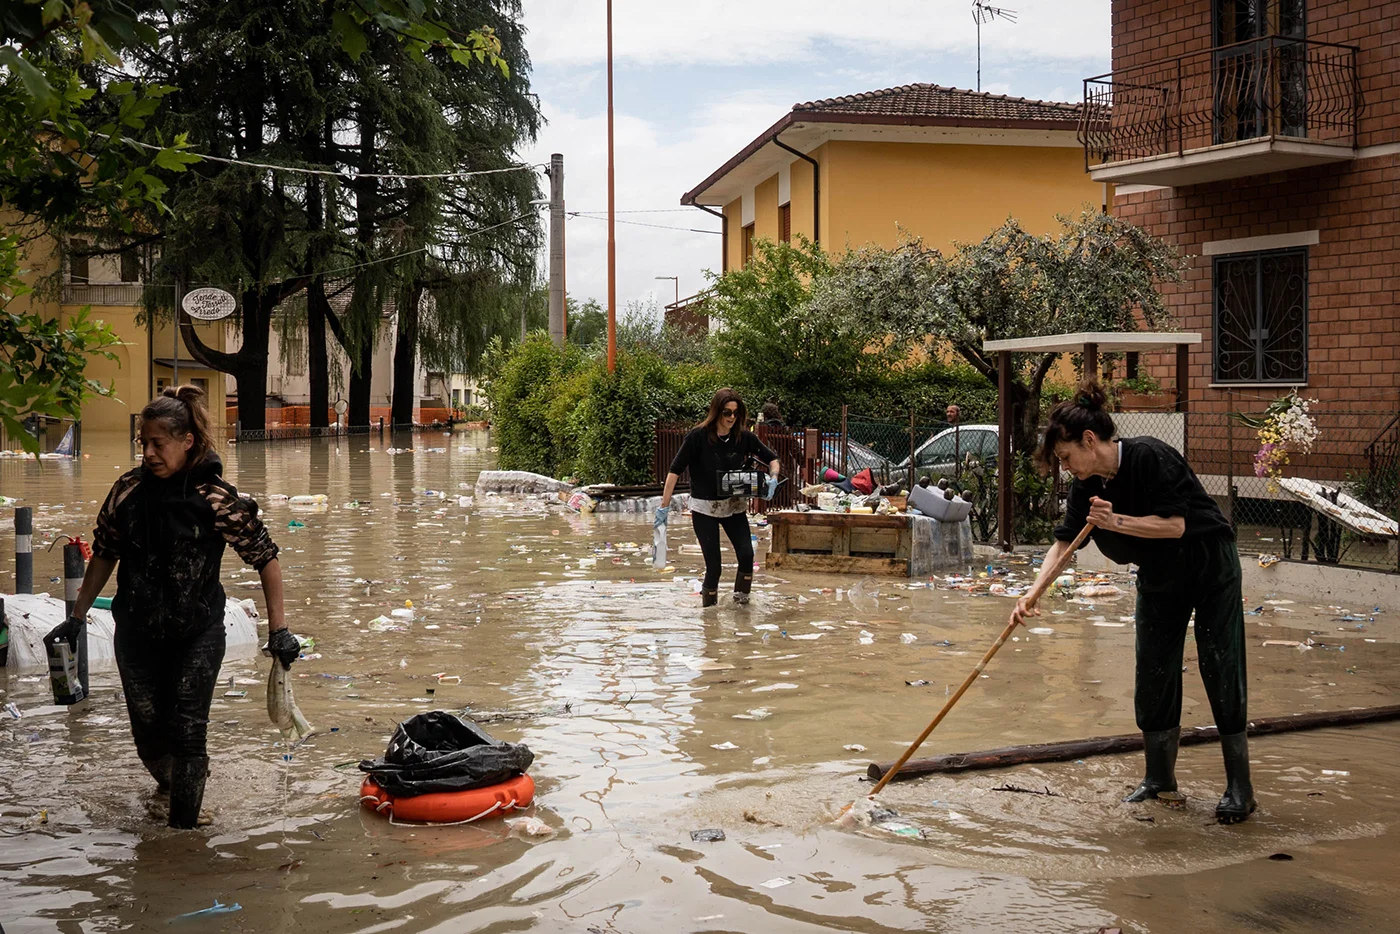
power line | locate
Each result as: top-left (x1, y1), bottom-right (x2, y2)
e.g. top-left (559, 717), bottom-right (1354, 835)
top-left (251, 210), bottom-right (541, 287)
top-left (566, 212), bottom-right (720, 235)
top-left (570, 209), bottom-right (701, 215)
top-left (71, 124), bottom-right (543, 181)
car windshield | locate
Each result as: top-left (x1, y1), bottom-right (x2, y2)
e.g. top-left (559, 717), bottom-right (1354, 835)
top-left (915, 429), bottom-right (994, 468)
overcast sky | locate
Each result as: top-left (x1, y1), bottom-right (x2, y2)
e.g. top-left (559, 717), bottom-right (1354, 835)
top-left (518, 0), bottom-right (1110, 312)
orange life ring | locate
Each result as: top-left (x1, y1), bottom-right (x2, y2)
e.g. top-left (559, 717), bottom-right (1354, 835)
top-left (359, 773), bottom-right (535, 824)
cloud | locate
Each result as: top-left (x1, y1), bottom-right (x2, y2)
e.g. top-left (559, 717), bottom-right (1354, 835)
top-left (517, 2), bottom-right (1113, 306)
top-left (523, 88), bottom-right (800, 306)
top-left (521, 0), bottom-right (1109, 69)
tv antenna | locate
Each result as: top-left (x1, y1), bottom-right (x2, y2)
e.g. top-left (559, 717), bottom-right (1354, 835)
top-left (971, 2), bottom-right (1017, 92)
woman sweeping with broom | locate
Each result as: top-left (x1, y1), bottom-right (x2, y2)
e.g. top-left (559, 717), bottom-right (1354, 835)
top-left (1011, 382), bottom-right (1256, 824)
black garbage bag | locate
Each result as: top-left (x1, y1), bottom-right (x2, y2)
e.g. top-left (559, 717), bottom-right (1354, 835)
top-left (358, 711), bottom-right (534, 797)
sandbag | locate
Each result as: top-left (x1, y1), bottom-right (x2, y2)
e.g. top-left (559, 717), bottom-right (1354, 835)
top-left (358, 711), bottom-right (534, 797)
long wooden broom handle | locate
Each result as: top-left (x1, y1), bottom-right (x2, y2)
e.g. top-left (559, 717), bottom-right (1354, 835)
top-left (868, 522), bottom-right (1094, 797)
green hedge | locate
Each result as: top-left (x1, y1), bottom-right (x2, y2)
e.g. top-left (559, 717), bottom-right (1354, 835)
top-left (485, 332), bottom-right (1003, 483)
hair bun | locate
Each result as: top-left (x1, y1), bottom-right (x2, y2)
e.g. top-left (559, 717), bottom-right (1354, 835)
top-left (1075, 381), bottom-right (1108, 411)
top-left (176, 384), bottom-right (206, 405)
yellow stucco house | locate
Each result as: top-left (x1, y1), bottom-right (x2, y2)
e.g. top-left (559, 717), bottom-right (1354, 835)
top-left (5, 236), bottom-right (229, 445)
top-left (681, 83), bottom-right (1107, 270)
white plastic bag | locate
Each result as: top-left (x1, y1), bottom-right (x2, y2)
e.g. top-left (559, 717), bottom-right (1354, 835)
top-left (653, 518), bottom-right (667, 569)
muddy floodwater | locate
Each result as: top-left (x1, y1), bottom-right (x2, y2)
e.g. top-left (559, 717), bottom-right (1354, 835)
top-left (3, 432), bottom-right (1400, 933)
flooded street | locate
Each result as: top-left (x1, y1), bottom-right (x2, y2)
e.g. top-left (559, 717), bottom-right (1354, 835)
top-left (3, 432), bottom-right (1400, 933)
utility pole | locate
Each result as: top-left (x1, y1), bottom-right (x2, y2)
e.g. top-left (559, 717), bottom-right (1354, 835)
top-left (548, 153), bottom-right (566, 348)
top-left (605, 0), bottom-right (617, 372)
top-left (172, 271), bottom-right (184, 387)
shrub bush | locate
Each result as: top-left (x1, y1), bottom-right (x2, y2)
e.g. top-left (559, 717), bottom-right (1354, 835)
top-left (483, 333), bottom-right (583, 476)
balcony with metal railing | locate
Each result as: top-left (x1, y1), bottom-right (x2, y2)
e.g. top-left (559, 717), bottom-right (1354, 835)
top-left (61, 281), bottom-right (152, 306)
top-left (1079, 37), bottom-right (1359, 187)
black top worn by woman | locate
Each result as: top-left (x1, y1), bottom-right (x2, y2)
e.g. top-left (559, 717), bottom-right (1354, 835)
top-left (668, 427), bottom-right (778, 500)
top-left (92, 452), bottom-right (279, 638)
top-left (1054, 435), bottom-right (1231, 571)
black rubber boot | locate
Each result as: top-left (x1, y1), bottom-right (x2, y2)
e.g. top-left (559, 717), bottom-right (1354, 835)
top-left (1124, 728), bottom-right (1179, 802)
top-left (167, 756), bottom-right (209, 829)
top-left (142, 754), bottom-right (172, 795)
top-left (734, 572), bottom-right (753, 605)
top-left (701, 589), bottom-right (718, 608)
top-left (1215, 731), bottom-right (1257, 824)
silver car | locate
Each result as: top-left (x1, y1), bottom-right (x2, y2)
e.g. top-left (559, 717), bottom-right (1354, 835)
top-left (902, 424), bottom-right (999, 475)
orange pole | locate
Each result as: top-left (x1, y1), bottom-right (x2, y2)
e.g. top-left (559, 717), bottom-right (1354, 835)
top-left (605, 0), bottom-right (617, 372)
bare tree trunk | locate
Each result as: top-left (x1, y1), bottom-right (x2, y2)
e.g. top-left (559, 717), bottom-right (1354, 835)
top-left (308, 277), bottom-right (330, 428)
top-left (390, 282), bottom-right (422, 426)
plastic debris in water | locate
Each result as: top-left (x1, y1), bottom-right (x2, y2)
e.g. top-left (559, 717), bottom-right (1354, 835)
top-left (508, 816), bottom-right (555, 838)
top-left (759, 877), bottom-right (792, 889)
top-left (900, 633), bottom-right (917, 644)
top-left (286, 519), bottom-right (306, 530)
top-left (266, 658), bottom-right (314, 742)
top-left (905, 679), bottom-right (931, 687)
top-left (173, 900), bottom-right (242, 919)
top-left (690, 828), bottom-right (725, 842)
top-left (843, 743), bottom-right (866, 753)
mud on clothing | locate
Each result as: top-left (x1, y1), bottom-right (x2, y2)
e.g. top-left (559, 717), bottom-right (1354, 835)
top-left (1054, 436), bottom-right (1247, 735)
top-left (91, 453), bottom-right (279, 764)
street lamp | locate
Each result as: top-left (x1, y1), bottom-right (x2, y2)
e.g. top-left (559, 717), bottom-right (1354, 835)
top-left (654, 276), bottom-right (678, 307)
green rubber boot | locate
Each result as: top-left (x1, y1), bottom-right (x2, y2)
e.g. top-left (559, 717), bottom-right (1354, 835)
top-left (1215, 731), bottom-right (1257, 824)
top-left (1124, 728), bottom-right (1179, 802)
top-left (168, 756), bottom-right (209, 830)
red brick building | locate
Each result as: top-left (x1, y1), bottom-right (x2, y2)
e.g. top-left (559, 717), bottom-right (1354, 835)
top-left (1081, 0), bottom-right (1399, 495)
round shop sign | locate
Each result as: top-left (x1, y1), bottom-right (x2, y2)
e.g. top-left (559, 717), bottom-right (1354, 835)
top-left (182, 287), bottom-right (237, 321)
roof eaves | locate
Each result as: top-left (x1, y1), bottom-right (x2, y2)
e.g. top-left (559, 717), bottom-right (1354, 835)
top-left (680, 108), bottom-right (1082, 206)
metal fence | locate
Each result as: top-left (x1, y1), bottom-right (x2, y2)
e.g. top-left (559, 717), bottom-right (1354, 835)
top-left (1192, 405), bottom-right (1400, 571)
top-left (653, 395), bottom-right (1400, 569)
top-left (0, 417), bottom-right (80, 456)
top-left (1079, 36), bottom-right (1359, 170)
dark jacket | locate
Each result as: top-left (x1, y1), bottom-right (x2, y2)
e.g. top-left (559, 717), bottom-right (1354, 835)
top-left (669, 427), bottom-right (778, 500)
top-left (92, 452), bottom-right (279, 638)
top-left (1054, 436), bottom-right (1232, 571)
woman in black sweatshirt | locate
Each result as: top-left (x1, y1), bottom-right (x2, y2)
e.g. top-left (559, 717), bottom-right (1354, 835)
top-left (54, 386), bottom-right (302, 828)
top-left (659, 389), bottom-right (780, 607)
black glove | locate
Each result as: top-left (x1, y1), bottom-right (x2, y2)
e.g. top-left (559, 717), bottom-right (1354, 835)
top-left (266, 628), bottom-right (301, 669)
top-left (45, 616), bottom-right (84, 651)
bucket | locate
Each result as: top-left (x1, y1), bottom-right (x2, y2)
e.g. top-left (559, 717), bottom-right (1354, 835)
top-left (44, 625), bottom-right (88, 705)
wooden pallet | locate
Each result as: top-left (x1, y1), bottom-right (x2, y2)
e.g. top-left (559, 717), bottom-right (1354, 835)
top-left (765, 510), bottom-right (912, 576)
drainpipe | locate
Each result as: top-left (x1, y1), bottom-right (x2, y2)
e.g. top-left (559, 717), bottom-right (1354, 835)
top-left (772, 135), bottom-right (819, 244)
top-left (692, 204), bottom-right (727, 272)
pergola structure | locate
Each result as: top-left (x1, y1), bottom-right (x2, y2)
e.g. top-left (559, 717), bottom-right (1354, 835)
top-left (981, 331), bottom-right (1203, 552)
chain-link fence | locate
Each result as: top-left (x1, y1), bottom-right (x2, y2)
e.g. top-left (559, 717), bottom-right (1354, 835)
top-left (1191, 401), bottom-right (1400, 571)
top-left (653, 394), bottom-right (1400, 566)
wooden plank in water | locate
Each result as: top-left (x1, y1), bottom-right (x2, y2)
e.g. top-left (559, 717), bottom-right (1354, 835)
top-left (866, 704), bottom-right (1400, 782)
top-left (766, 552), bottom-right (908, 576)
top-left (767, 511), bottom-right (909, 530)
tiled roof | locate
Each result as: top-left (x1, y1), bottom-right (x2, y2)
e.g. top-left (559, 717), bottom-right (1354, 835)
top-left (792, 83), bottom-right (1082, 122)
